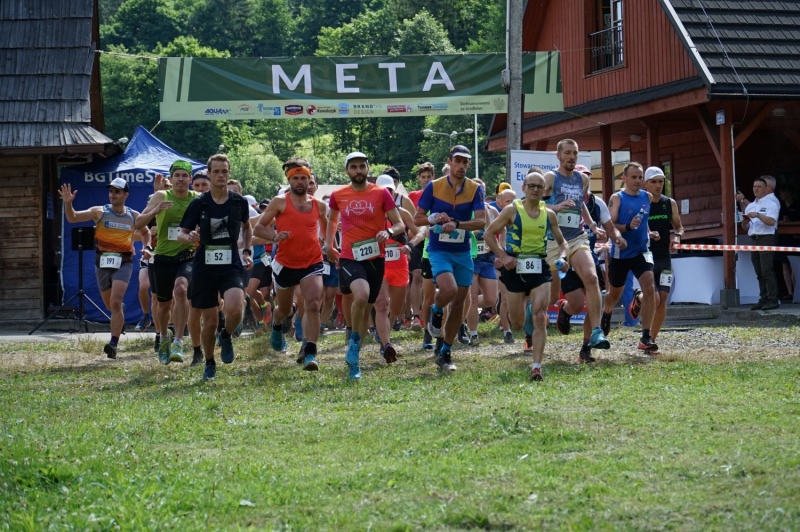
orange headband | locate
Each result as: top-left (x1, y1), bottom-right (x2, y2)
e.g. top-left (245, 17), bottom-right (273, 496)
top-left (286, 166), bottom-right (312, 179)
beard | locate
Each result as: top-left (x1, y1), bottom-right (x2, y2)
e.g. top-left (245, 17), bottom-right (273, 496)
top-left (291, 183), bottom-right (308, 196)
top-left (350, 173), bottom-right (367, 185)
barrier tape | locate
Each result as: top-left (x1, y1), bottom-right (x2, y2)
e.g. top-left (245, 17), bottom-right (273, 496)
top-left (593, 241), bottom-right (799, 252)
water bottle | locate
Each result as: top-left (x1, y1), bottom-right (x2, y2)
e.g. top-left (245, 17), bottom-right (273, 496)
top-left (433, 224), bottom-right (460, 239)
top-left (554, 257), bottom-right (567, 279)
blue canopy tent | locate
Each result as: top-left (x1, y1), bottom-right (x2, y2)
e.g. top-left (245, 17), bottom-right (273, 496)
top-left (59, 126), bottom-right (205, 324)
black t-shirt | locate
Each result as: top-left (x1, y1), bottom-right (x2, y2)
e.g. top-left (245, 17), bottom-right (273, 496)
top-left (780, 200), bottom-right (799, 222)
top-left (648, 195), bottom-right (673, 261)
top-left (181, 191), bottom-right (249, 268)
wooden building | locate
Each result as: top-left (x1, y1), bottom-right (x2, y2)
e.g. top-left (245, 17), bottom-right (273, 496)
top-left (488, 0), bottom-right (800, 299)
top-left (0, 0), bottom-right (115, 324)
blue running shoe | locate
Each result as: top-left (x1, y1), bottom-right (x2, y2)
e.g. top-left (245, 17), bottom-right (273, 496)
top-left (294, 314), bottom-right (303, 342)
top-left (203, 362), bottom-right (216, 381)
top-left (218, 331), bottom-right (235, 363)
top-left (270, 327), bottom-right (286, 352)
top-left (158, 329), bottom-right (172, 365)
top-left (302, 354), bottom-right (319, 371)
top-left (345, 338), bottom-right (361, 380)
top-left (524, 301), bottom-right (534, 337)
top-left (588, 327), bottom-right (611, 350)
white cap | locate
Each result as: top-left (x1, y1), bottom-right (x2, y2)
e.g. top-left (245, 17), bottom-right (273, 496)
top-left (375, 174), bottom-right (395, 190)
top-left (243, 194), bottom-right (257, 206)
top-left (106, 177), bottom-right (129, 191)
top-left (644, 166), bottom-right (665, 181)
top-left (345, 151), bottom-right (368, 167)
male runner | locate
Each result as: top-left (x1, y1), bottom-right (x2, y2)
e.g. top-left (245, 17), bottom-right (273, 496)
top-left (414, 145), bottom-right (486, 371)
top-left (326, 152), bottom-right (404, 380)
top-left (255, 158), bottom-right (327, 371)
top-left (59, 178), bottom-right (151, 359)
top-left (177, 154), bottom-right (253, 381)
top-left (484, 171), bottom-right (569, 381)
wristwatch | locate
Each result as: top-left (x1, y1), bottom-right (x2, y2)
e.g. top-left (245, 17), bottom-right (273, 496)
top-left (387, 228), bottom-right (394, 238)
top-left (242, 248), bottom-right (252, 256)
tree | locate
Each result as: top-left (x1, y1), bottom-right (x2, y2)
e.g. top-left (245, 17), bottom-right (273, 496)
top-left (385, 0), bottom-right (484, 51)
top-left (100, 0), bottom-right (183, 53)
top-left (228, 143), bottom-right (286, 199)
top-left (294, 0), bottom-right (380, 56)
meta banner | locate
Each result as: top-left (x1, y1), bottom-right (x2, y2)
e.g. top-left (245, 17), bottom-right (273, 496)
top-left (158, 53), bottom-right (563, 121)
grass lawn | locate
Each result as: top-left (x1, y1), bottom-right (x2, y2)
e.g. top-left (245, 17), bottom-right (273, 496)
top-left (1, 324), bottom-right (799, 530)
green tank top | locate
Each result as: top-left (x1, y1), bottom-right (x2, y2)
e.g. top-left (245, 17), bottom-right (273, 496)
top-left (505, 199), bottom-right (548, 255)
top-left (155, 189), bottom-right (198, 256)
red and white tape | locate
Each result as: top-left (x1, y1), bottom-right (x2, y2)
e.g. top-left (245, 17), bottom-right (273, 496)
top-left (594, 242), bottom-right (799, 252)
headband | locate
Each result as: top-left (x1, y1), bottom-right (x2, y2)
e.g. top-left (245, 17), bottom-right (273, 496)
top-left (170, 160), bottom-right (193, 176)
top-left (286, 166), bottom-right (312, 179)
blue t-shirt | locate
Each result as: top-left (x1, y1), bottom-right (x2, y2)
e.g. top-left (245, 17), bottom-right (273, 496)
top-left (417, 176), bottom-right (485, 253)
top-left (612, 190), bottom-right (650, 259)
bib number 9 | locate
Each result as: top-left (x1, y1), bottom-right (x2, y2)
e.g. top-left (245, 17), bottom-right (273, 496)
top-left (557, 211), bottom-right (580, 229)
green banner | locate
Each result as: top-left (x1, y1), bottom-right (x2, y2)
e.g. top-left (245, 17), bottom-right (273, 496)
top-left (158, 53), bottom-right (562, 121)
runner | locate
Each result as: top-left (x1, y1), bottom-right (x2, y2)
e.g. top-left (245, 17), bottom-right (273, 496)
top-left (467, 178), bottom-right (500, 346)
top-left (177, 154), bottom-right (253, 381)
top-left (325, 152), bottom-right (405, 380)
top-left (414, 145), bottom-right (486, 371)
top-left (136, 160), bottom-right (200, 365)
top-left (254, 158), bottom-right (327, 371)
top-left (407, 162), bottom-right (435, 332)
top-left (483, 171), bottom-right (570, 381)
top-left (58, 178), bottom-right (151, 359)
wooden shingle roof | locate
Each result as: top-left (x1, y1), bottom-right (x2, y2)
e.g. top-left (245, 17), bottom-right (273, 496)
top-left (662, 0), bottom-right (800, 97)
top-left (0, 0), bottom-right (112, 151)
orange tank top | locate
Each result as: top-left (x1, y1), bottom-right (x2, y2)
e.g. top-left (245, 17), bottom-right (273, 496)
top-left (274, 195), bottom-right (323, 269)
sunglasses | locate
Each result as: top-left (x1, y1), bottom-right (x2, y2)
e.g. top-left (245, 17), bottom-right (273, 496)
top-left (524, 183), bottom-right (545, 190)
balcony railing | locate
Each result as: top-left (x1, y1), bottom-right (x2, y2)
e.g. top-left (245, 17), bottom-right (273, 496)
top-left (589, 22), bottom-right (624, 73)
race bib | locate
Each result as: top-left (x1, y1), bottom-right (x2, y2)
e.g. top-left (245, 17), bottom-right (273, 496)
top-left (476, 241), bottom-right (489, 255)
top-left (99, 252), bottom-right (122, 270)
top-left (660, 269), bottom-right (673, 287)
top-left (271, 259), bottom-right (283, 276)
top-left (353, 238), bottom-right (379, 261)
top-left (322, 261), bottom-right (331, 275)
top-left (167, 224), bottom-right (180, 241)
top-left (643, 251), bottom-right (654, 265)
top-left (260, 254), bottom-right (271, 267)
top-left (557, 211), bottom-right (580, 229)
top-left (385, 244), bottom-right (401, 262)
top-left (148, 254), bottom-right (155, 265)
top-left (516, 254), bottom-right (542, 274)
top-left (439, 228), bottom-right (466, 243)
top-left (205, 245), bottom-right (232, 265)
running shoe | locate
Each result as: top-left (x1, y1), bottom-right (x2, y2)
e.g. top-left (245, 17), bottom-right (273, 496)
top-left (190, 349), bottom-right (204, 367)
top-left (469, 333), bottom-right (480, 346)
top-left (761, 301), bottom-right (779, 311)
top-left (218, 331), bottom-right (235, 364)
top-left (530, 366), bottom-right (543, 381)
top-left (434, 336), bottom-right (444, 356)
top-left (293, 314), bottom-right (303, 342)
top-left (436, 349), bottom-right (456, 371)
top-left (412, 316), bottom-right (423, 331)
top-left (302, 354), bottom-right (319, 371)
top-left (383, 343), bottom-right (397, 364)
top-left (524, 301), bottom-right (534, 337)
top-left (169, 340), bottom-right (184, 363)
top-left (555, 299), bottom-right (571, 335)
top-left (588, 327), bottom-right (611, 350)
top-left (637, 337), bottom-right (659, 354)
top-left (158, 329), bottom-right (172, 365)
top-left (457, 323), bottom-right (471, 345)
top-left (628, 288), bottom-right (643, 320)
top-left (422, 329), bottom-right (434, 350)
top-left (393, 318), bottom-right (402, 332)
top-left (203, 362), bottom-right (216, 381)
top-left (103, 343), bottom-right (117, 360)
top-left (270, 327), bottom-right (287, 352)
top-left (401, 317), bottom-right (412, 330)
top-left (524, 334), bottom-right (533, 352)
top-left (579, 345), bottom-right (596, 363)
top-left (345, 338), bottom-right (361, 380)
top-left (504, 330), bottom-right (514, 344)
top-left (600, 312), bottom-right (612, 336)
top-left (153, 334), bottom-right (160, 354)
top-left (427, 305), bottom-right (444, 337)
top-left (135, 314), bottom-right (152, 331)
top-left (261, 303), bottom-right (272, 325)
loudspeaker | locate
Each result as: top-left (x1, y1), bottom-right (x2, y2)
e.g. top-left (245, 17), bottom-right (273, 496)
top-left (71, 226), bottom-right (95, 251)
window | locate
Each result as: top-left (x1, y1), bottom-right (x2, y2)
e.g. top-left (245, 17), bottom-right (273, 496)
top-left (589, 0), bottom-right (624, 73)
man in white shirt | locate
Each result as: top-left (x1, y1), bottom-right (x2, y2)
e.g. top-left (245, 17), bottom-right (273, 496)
top-left (739, 175), bottom-right (780, 310)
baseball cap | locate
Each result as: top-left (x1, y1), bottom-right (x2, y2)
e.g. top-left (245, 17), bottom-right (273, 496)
top-left (243, 194), bottom-right (257, 207)
top-left (375, 175), bottom-right (396, 190)
top-left (345, 151), bottom-right (368, 167)
top-left (192, 169), bottom-right (209, 182)
top-left (496, 182), bottom-right (512, 193)
top-left (644, 166), bottom-right (665, 181)
top-left (106, 177), bottom-right (129, 192)
top-left (449, 145), bottom-right (472, 159)
top-left (575, 164), bottom-right (592, 177)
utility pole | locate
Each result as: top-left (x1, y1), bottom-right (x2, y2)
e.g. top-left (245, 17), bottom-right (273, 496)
top-left (504, 0), bottom-right (524, 184)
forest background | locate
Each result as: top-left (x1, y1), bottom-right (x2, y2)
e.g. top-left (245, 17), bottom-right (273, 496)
top-left (99, 0), bottom-right (509, 199)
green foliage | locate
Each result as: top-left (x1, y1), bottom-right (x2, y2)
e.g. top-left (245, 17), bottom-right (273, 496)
top-left (466, 0), bottom-right (506, 53)
top-left (394, 9), bottom-right (457, 54)
top-left (294, 0), bottom-right (380, 56)
top-left (386, 0), bottom-right (484, 51)
top-left (228, 143), bottom-right (286, 199)
top-left (317, 9), bottom-right (396, 56)
top-left (101, 0), bottom-right (182, 53)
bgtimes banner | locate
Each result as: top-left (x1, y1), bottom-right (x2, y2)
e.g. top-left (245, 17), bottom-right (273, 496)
top-left (158, 53), bottom-right (563, 121)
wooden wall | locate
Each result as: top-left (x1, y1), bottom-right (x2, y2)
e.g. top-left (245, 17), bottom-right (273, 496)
top-left (525, 0), bottom-right (698, 109)
top-left (0, 155), bottom-right (43, 321)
